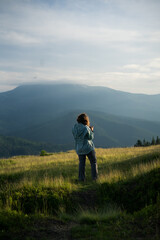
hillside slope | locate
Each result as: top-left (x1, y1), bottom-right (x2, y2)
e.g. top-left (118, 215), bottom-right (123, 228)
top-left (0, 84), bottom-right (160, 133)
top-left (0, 146), bottom-right (160, 240)
top-left (0, 83), bottom-right (160, 148)
top-left (0, 135), bottom-right (71, 158)
top-left (11, 111), bottom-right (160, 147)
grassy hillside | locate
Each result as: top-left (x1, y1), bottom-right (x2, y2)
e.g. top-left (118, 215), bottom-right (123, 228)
top-left (0, 145), bottom-right (160, 239)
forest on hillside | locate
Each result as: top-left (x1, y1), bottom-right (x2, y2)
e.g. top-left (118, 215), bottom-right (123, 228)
top-left (135, 136), bottom-right (160, 147)
top-left (0, 135), bottom-right (72, 158)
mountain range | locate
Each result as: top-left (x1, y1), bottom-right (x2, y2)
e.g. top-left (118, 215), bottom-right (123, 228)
top-left (0, 83), bottom-right (160, 155)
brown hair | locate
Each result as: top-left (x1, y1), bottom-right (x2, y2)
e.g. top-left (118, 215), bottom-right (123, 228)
top-left (77, 113), bottom-right (90, 126)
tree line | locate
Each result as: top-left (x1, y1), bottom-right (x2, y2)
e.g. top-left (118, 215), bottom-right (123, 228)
top-left (0, 135), bottom-right (72, 158)
top-left (134, 136), bottom-right (160, 147)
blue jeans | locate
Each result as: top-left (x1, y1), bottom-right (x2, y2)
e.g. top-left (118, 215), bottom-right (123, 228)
top-left (78, 150), bottom-right (98, 181)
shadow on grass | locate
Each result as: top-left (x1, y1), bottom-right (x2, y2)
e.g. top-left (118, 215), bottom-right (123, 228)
top-left (0, 151), bottom-right (160, 215)
top-left (97, 166), bottom-right (160, 213)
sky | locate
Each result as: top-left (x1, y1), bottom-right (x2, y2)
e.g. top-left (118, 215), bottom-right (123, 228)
top-left (0, 0), bottom-right (160, 94)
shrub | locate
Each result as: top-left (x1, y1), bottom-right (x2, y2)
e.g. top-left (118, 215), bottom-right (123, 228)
top-left (1, 185), bottom-right (72, 215)
top-left (40, 150), bottom-right (49, 156)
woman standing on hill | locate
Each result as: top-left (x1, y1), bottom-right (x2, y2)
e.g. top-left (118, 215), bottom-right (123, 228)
top-left (72, 113), bottom-right (98, 181)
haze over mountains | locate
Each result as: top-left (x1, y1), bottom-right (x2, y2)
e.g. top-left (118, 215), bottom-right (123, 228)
top-left (0, 83), bottom-right (160, 154)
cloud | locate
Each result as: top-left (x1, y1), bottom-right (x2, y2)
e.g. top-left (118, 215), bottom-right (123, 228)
top-left (0, 0), bottom-right (160, 94)
top-left (0, 70), bottom-right (28, 85)
top-left (0, 0), bottom-right (159, 47)
top-left (0, 58), bottom-right (160, 94)
top-left (147, 58), bottom-right (160, 69)
top-left (121, 58), bottom-right (160, 72)
top-left (121, 64), bottom-right (150, 73)
top-left (0, 30), bottom-right (39, 45)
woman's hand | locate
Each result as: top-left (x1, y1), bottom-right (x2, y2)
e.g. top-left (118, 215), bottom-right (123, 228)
top-left (90, 126), bottom-right (94, 132)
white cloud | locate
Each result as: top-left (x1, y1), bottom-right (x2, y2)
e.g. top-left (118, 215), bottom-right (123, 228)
top-left (147, 58), bottom-right (160, 69)
top-left (0, 61), bottom-right (160, 94)
top-left (121, 58), bottom-right (160, 72)
top-left (0, 0), bottom-right (160, 94)
top-left (0, 70), bottom-right (28, 84)
top-left (0, 0), bottom-right (159, 47)
top-left (121, 64), bottom-right (150, 72)
top-left (0, 30), bottom-right (39, 45)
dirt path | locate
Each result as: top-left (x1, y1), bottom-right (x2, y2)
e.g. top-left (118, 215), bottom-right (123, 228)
top-left (17, 219), bottom-right (76, 240)
top-left (11, 189), bottom-right (97, 240)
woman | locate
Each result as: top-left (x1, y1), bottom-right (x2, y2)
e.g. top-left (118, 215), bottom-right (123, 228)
top-left (72, 113), bottom-right (98, 181)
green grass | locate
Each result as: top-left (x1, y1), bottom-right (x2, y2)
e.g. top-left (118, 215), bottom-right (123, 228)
top-left (71, 202), bottom-right (160, 240)
top-left (0, 145), bottom-right (160, 239)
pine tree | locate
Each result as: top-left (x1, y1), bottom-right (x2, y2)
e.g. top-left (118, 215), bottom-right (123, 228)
top-left (143, 139), bottom-right (146, 146)
top-left (156, 136), bottom-right (160, 145)
top-left (151, 137), bottom-right (156, 145)
top-left (135, 139), bottom-right (142, 147)
top-left (146, 141), bottom-right (150, 146)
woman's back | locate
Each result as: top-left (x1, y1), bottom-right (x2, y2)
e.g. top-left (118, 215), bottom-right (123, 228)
top-left (72, 123), bottom-right (94, 155)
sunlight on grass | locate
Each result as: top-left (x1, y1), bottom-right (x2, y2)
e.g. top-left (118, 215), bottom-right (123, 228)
top-left (0, 146), bottom-right (160, 187)
top-left (0, 146), bottom-right (159, 188)
top-left (130, 159), bottom-right (160, 177)
top-left (98, 170), bottom-right (124, 183)
top-left (1, 146), bottom-right (160, 240)
top-left (77, 204), bottom-right (122, 224)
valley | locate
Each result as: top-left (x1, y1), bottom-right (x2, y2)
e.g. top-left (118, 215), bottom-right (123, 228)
top-left (0, 84), bottom-right (160, 157)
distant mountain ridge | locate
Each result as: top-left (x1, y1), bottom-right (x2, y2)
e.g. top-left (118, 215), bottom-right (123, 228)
top-left (11, 110), bottom-right (160, 148)
top-left (0, 83), bottom-right (160, 151)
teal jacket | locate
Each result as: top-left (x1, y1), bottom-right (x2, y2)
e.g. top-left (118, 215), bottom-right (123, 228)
top-left (72, 123), bottom-right (95, 155)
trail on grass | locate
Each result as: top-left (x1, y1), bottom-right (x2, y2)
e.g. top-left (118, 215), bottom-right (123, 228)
top-left (17, 219), bottom-right (75, 240)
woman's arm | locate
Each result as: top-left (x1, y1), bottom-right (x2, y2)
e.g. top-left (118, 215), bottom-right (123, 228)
top-left (85, 126), bottom-right (94, 140)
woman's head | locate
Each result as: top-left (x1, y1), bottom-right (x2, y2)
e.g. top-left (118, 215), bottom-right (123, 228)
top-left (77, 113), bottom-right (90, 126)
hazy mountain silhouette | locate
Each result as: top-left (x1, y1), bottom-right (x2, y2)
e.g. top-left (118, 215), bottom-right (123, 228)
top-left (0, 83), bottom-right (160, 148)
top-left (10, 110), bottom-right (160, 148)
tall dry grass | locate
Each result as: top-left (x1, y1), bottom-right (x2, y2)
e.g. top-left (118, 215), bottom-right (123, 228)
top-left (0, 146), bottom-right (160, 190)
